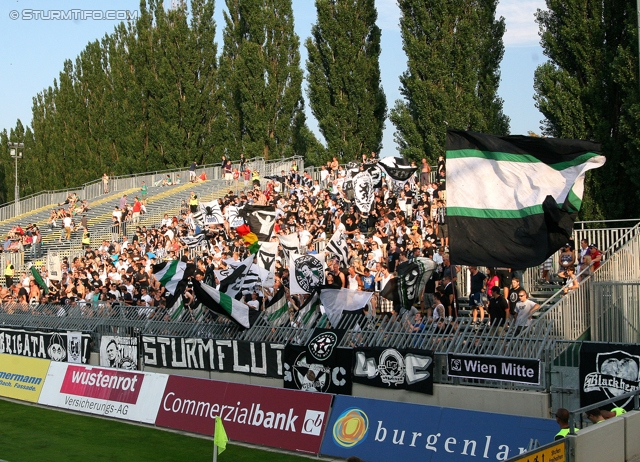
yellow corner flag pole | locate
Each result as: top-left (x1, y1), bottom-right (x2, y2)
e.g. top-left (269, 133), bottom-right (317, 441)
top-left (213, 415), bottom-right (228, 462)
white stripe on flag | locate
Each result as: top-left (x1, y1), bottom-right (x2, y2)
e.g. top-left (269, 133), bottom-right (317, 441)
top-left (448, 156), bottom-right (606, 211)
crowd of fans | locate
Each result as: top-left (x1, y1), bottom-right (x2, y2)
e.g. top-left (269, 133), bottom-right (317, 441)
top-left (0, 154), bottom-right (603, 332)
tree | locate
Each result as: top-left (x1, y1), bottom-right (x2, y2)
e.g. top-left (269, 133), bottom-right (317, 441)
top-left (390, 0), bottom-right (509, 163)
top-left (219, 0), bottom-right (308, 160)
top-left (534, 0), bottom-right (640, 219)
top-left (305, 0), bottom-right (386, 164)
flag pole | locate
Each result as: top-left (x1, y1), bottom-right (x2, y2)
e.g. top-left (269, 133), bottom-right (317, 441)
top-left (212, 415), bottom-right (218, 462)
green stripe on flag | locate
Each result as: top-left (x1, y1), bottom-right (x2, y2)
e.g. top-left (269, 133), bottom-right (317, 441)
top-left (268, 303), bottom-right (289, 322)
top-left (447, 205), bottom-right (545, 219)
top-left (158, 260), bottom-right (179, 287)
top-left (446, 149), bottom-right (601, 171)
top-left (566, 188), bottom-right (582, 212)
top-left (218, 291), bottom-right (234, 316)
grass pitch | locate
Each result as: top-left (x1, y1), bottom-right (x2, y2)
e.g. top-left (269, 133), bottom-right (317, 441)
top-left (0, 399), bottom-right (317, 462)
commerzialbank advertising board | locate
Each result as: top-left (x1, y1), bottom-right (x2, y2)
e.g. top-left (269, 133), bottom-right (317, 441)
top-left (320, 396), bottom-right (557, 462)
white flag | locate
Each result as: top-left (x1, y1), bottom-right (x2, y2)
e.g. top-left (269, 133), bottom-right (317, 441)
top-left (319, 288), bottom-right (374, 328)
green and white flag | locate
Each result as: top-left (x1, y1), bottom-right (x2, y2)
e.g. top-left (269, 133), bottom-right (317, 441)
top-left (192, 280), bottom-right (260, 329)
top-left (295, 292), bottom-right (320, 329)
top-left (446, 130), bottom-right (605, 267)
top-left (264, 287), bottom-right (290, 327)
top-left (152, 260), bottom-right (187, 295)
top-left (167, 295), bottom-right (184, 322)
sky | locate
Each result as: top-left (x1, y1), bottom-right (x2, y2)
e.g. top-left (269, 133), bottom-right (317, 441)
top-left (0, 0), bottom-right (547, 157)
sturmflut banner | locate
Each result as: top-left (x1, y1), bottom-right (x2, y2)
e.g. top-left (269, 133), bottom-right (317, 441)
top-left (142, 336), bottom-right (286, 378)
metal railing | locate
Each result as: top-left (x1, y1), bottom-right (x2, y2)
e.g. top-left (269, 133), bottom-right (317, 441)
top-left (591, 282), bottom-right (640, 343)
top-left (535, 222), bottom-right (640, 340)
top-left (0, 156), bottom-right (304, 224)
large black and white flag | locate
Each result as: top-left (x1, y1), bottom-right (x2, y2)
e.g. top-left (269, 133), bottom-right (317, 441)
top-left (256, 241), bottom-right (278, 286)
top-left (319, 288), bottom-right (374, 328)
top-left (326, 232), bottom-right (349, 267)
top-left (180, 234), bottom-right (206, 250)
top-left (447, 130), bottom-right (605, 268)
top-left (352, 171), bottom-right (375, 213)
top-left (366, 164), bottom-right (383, 188)
top-left (241, 205), bottom-right (276, 241)
top-left (290, 253), bottom-right (326, 295)
top-left (380, 257), bottom-right (437, 310)
top-left (278, 233), bottom-right (300, 261)
top-left (378, 157), bottom-right (417, 182)
top-left (200, 200), bottom-right (224, 225)
top-left (219, 254), bottom-right (255, 299)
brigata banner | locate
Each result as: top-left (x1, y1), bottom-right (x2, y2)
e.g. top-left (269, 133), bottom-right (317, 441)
top-left (143, 336), bottom-right (285, 378)
top-left (0, 328), bottom-right (90, 364)
top-left (353, 347), bottom-right (434, 394)
top-left (447, 354), bottom-right (541, 385)
top-left (580, 341), bottom-right (640, 410)
top-left (0, 353), bottom-right (50, 403)
top-left (320, 395), bottom-right (557, 462)
top-left (38, 363), bottom-right (168, 423)
top-left (155, 375), bottom-right (333, 454)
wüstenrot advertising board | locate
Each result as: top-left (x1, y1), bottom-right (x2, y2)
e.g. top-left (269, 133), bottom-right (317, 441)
top-left (0, 353), bottom-right (49, 402)
top-left (155, 375), bottom-right (333, 454)
top-left (38, 363), bottom-right (168, 423)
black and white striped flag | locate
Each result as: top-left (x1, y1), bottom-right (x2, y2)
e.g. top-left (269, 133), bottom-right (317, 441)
top-left (326, 232), bottom-right (349, 267)
top-left (180, 234), bottom-right (206, 250)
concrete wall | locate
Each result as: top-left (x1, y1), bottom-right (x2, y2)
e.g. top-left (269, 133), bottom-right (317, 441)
top-left (624, 411), bottom-right (640, 461)
top-left (571, 418), bottom-right (625, 462)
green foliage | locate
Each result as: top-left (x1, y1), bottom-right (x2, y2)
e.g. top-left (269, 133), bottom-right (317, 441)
top-left (219, 0), bottom-right (314, 160)
top-left (390, 0), bottom-right (509, 163)
top-left (3, 0), bottom-right (221, 197)
top-left (305, 0), bottom-right (387, 164)
top-left (534, 0), bottom-right (640, 219)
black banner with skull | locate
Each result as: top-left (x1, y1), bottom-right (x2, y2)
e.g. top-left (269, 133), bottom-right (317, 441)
top-left (283, 328), bottom-right (352, 395)
top-left (352, 347), bottom-right (434, 395)
top-left (0, 327), bottom-right (90, 363)
top-left (580, 342), bottom-right (640, 410)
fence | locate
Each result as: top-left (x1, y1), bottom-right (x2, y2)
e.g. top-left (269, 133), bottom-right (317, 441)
top-left (535, 221), bottom-right (640, 341)
top-left (591, 282), bottom-right (640, 344)
top-left (0, 156), bottom-right (304, 224)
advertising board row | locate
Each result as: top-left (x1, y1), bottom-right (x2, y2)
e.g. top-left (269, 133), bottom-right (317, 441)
top-left (0, 352), bottom-right (559, 460)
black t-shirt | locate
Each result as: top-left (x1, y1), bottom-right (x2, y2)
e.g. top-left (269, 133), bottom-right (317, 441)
top-left (442, 282), bottom-right (454, 309)
top-left (388, 251), bottom-right (400, 273)
top-left (488, 296), bottom-right (509, 321)
top-left (405, 190), bottom-right (414, 204)
top-left (470, 271), bottom-right (487, 294)
top-left (508, 285), bottom-right (521, 312)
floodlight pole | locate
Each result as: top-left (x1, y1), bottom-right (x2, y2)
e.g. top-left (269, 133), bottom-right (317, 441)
top-left (8, 142), bottom-right (24, 216)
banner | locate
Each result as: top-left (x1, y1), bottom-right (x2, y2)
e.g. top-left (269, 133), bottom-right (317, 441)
top-left (0, 354), bottom-right (50, 402)
top-left (320, 395), bottom-right (558, 462)
top-left (580, 341), bottom-right (640, 409)
top-left (155, 375), bottom-right (333, 454)
top-left (353, 347), bottom-right (434, 394)
top-left (47, 251), bottom-right (62, 281)
top-left (143, 337), bottom-right (285, 378)
top-left (289, 253), bottom-right (325, 295)
top-left (0, 328), bottom-right (90, 363)
top-left (283, 329), bottom-right (352, 395)
top-left (100, 336), bottom-right (139, 370)
top-left (66, 331), bottom-right (83, 364)
top-left (39, 363), bottom-right (168, 423)
top-left (447, 354), bottom-right (541, 386)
